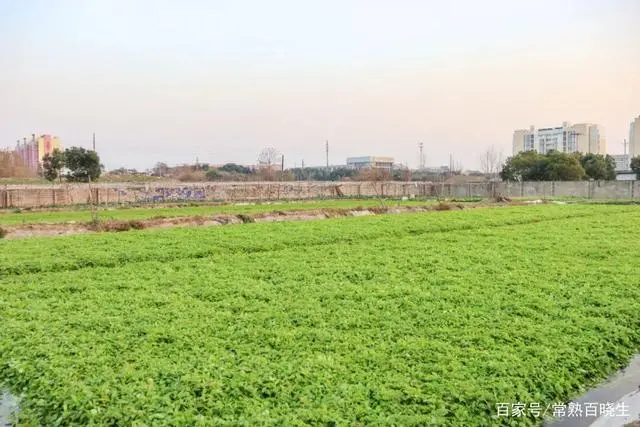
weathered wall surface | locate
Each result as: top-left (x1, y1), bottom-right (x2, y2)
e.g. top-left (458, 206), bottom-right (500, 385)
top-left (0, 181), bottom-right (638, 209)
top-left (0, 182), bottom-right (433, 208)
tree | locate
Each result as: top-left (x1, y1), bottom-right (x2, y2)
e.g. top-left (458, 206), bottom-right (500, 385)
top-left (631, 156), bottom-right (640, 180)
top-left (205, 169), bottom-right (222, 181)
top-left (479, 145), bottom-right (504, 178)
top-left (329, 167), bottom-right (358, 181)
top-left (152, 162), bottom-right (169, 177)
top-left (220, 163), bottom-right (252, 174)
top-left (500, 150), bottom-right (585, 181)
top-left (392, 167), bottom-right (412, 182)
top-left (42, 149), bottom-right (65, 182)
top-left (64, 147), bottom-right (102, 182)
top-left (0, 150), bottom-right (34, 178)
top-left (544, 150), bottom-right (585, 181)
top-left (500, 151), bottom-right (547, 181)
top-left (357, 168), bottom-right (392, 206)
top-left (193, 163), bottom-right (209, 171)
top-left (604, 155), bottom-right (617, 180)
top-left (257, 148), bottom-right (280, 181)
top-left (579, 153), bottom-right (616, 181)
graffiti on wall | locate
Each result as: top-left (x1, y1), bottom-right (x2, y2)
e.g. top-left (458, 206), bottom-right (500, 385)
top-left (117, 187), bottom-right (207, 203)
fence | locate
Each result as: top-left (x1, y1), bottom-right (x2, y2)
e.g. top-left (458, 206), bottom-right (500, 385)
top-left (0, 181), bottom-right (638, 209)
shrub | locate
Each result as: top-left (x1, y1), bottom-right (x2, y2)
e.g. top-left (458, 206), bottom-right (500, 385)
top-left (177, 171), bottom-right (205, 182)
top-left (205, 169), bottom-right (222, 181)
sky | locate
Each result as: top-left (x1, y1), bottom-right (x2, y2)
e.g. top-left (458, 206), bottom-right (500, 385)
top-left (0, 0), bottom-right (638, 171)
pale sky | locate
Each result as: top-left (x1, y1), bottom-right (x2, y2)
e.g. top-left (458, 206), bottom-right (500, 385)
top-left (0, 0), bottom-right (638, 170)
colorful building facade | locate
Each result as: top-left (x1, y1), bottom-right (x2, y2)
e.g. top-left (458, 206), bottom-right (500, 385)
top-left (14, 134), bottom-right (62, 171)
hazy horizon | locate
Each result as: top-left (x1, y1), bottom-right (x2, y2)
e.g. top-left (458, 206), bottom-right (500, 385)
top-left (1, 0), bottom-right (638, 171)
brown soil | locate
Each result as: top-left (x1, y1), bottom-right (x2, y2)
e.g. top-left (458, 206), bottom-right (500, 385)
top-left (0, 202), bottom-right (501, 240)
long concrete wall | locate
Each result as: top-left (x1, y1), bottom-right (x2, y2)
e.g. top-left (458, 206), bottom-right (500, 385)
top-left (0, 181), bottom-right (638, 209)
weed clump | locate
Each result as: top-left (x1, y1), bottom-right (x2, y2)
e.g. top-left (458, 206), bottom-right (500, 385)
top-left (88, 220), bottom-right (146, 232)
top-left (237, 214), bottom-right (255, 223)
top-left (434, 202), bottom-right (453, 211)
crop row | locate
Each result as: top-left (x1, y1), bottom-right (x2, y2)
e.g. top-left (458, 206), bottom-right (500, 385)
top-left (1, 205), bottom-right (634, 277)
top-left (1, 208), bottom-right (640, 425)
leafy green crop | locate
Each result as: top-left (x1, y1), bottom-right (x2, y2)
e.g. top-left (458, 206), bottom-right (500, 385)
top-left (1, 205), bottom-right (640, 425)
top-left (0, 205), bottom-right (625, 277)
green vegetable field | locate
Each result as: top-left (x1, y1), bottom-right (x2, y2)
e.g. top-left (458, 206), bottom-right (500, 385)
top-left (1, 205), bottom-right (640, 425)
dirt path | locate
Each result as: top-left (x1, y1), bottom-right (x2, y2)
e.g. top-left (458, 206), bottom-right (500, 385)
top-left (0, 203), bottom-right (478, 239)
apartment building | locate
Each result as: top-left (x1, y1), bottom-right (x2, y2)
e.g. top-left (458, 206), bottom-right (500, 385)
top-left (512, 122), bottom-right (606, 155)
top-left (14, 134), bottom-right (62, 171)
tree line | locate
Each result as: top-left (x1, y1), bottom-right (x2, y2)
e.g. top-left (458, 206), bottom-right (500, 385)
top-left (500, 151), bottom-right (620, 181)
top-left (39, 145), bottom-right (640, 183)
top-left (42, 147), bottom-right (102, 182)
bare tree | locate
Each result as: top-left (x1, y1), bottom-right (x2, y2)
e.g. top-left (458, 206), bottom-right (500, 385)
top-left (0, 149), bottom-right (35, 178)
top-left (357, 167), bottom-right (391, 208)
top-left (152, 162), bottom-right (170, 177)
top-left (257, 147), bottom-right (280, 181)
top-left (402, 167), bottom-right (412, 182)
top-left (479, 145), bottom-right (504, 178)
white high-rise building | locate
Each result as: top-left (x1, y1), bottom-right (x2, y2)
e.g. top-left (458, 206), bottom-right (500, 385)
top-left (512, 122), bottom-right (606, 155)
top-left (629, 115), bottom-right (640, 158)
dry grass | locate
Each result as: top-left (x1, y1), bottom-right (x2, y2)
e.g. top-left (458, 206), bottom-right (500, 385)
top-left (236, 214), bottom-right (255, 223)
top-left (88, 220), bottom-right (147, 232)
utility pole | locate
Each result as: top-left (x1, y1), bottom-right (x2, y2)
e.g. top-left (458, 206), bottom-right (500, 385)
top-left (301, 159), bottom-right (305, 169)
top-left (281, 154), bottom-right (284, 172)
top-left (325, 140), bottom-right (329, 170)
top-left (418, 142), bottom-right (424, 170)
top-left (92, 132), bottom-right (96, 151)
top-left (623, 139), bottom-right (628, 155)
